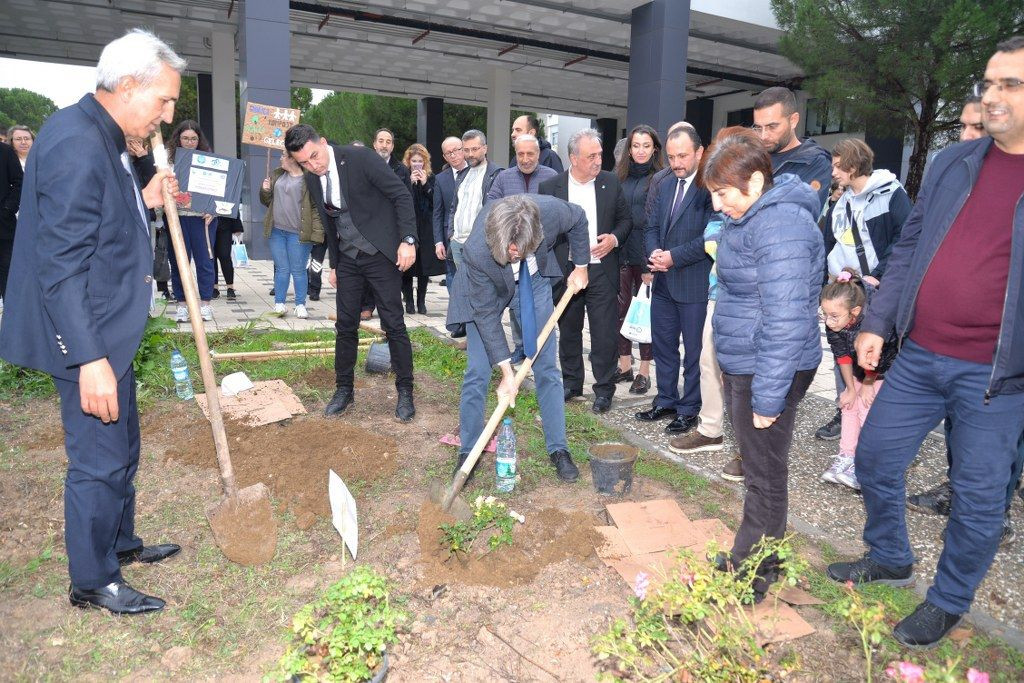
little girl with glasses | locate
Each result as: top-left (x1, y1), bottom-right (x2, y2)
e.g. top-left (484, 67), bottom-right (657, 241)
top-left (819, 268), bottom-right (898, 490)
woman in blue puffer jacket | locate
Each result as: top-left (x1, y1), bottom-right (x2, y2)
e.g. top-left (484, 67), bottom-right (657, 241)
top-left (704, 127), bottom-right (824, 601)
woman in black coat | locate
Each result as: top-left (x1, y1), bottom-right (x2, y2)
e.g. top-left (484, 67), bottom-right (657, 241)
top-left (613, 124), bottom-right (664, 394)
top-left (402, 144), bottom-right (445, 314)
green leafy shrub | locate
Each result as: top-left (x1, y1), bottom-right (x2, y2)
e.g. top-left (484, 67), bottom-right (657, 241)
top-left (592, 536), bottom-right (807, 682)
top-left (438, 495), bottom-right (523, 559)
top-left (273, 566), bottom-right (406, 682)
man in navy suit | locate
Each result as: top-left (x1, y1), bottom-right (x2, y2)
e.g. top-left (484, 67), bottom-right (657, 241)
top-left (636, 127), bottom-right (714, 435)
top-left (432, 136), bottom-right (468, 337)
top-left (0, 29), bottom-right (185, 615)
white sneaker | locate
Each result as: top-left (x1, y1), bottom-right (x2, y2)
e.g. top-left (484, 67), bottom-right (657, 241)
top-left (835, 457), bottom-right (861, 491)
top-left (820, 455), bottom-right (849, 484)
top-left (175, 304), bottom-right (189, 322)
top-left (200, 304), bottom-right (213, 321)
top-left (274, 303), bottom-right (286, 315)
top-left (295, 304), bottom-right (309, 319)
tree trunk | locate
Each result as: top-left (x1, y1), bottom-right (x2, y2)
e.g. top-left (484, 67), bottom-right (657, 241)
top-left (904, 86), bottom-right (940, 201)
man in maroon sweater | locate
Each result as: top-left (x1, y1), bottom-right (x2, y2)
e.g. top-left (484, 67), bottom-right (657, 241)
top-left (827, 36), bottom-right (1024, 649)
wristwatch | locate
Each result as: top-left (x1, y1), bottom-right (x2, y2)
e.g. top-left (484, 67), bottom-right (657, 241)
top-left (402, 236), bottom-right (416, 245)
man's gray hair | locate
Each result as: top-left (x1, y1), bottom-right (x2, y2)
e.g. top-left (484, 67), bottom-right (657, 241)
top-left (567, 128), bottom-right (602, 158)
top-left (513, 134), bottom-right (539, 151)
top-left (96, 28), bottom-right (186, 92)
top-left (462, 129), bottom-right (487, 145)
top-left (485, 195), bottom-right (543, 266)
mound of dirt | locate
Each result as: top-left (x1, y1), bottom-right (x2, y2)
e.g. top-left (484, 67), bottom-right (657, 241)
top-left (165, 416), bottom-right (399, 521)
top-left (416, 501), bottom-right (602, 588)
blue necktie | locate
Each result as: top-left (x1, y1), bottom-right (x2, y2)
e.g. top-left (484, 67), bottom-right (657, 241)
top-left (519, 260), bottom-right (537, 359)
top-left (669, 178), bottom-right (686, 223)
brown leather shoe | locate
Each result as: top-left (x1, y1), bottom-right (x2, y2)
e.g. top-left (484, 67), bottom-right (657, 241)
top-left (720, 454), bottom-right (743, 482)
top-left (669, 431), bottom-right (724, 454)
top-left (629, 374), bottom-right (650, 394)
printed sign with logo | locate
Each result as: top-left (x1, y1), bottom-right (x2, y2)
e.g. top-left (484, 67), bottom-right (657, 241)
top-left (242, 101), bottom-right (300, 150)
top-left (173, 150), bottom-right (245, 218)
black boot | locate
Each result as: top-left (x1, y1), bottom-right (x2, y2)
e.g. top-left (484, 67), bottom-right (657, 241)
top-left (416, 278), bottom-right (428, 315)
top-left (402, 276), bottom-right (415, 314)
top-left (395, 387), bottom-right (415, 422)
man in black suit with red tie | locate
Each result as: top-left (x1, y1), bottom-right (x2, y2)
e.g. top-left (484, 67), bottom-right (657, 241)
top-left (286, 124), bottom-right (419, 421)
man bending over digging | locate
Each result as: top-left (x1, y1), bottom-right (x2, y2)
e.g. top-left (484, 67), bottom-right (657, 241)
top-left (447, 195), bottom-right (590, 483)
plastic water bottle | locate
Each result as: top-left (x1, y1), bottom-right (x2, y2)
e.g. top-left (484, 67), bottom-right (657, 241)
top-left (170, 349), bottom-right (194, 400)
top-left (495, 418), bottom-right (517, 493)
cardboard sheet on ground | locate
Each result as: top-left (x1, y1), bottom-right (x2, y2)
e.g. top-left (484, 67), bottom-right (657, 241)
top-left (196, 379), bottom-right (307, 426)
top-left (329, 470), bottom-right (358, 560)
top-left (595, 499), bottom-right (814, 645)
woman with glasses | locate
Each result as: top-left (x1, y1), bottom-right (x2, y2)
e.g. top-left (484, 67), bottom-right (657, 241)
top-left (7, 125), bottom-right (33, 169)
top-left (166, 120), bottom-right (217, 322)
top-left (705, 126), bottom-right (824, 602)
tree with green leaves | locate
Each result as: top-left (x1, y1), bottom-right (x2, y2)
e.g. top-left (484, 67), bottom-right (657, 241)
top-left (0, 88), bottom-right (58, 133)
top-left (771, 0), bottom-right (1024, 199)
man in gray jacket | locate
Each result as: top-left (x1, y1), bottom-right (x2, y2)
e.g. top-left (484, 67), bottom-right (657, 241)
top-left (447, 195), bottom-right (590, 482)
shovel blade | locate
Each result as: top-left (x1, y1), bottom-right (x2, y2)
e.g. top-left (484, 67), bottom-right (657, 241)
top-left (206, 483), bottom-right (278, 565)
top-left (428, 480), bottom-right (473, 522)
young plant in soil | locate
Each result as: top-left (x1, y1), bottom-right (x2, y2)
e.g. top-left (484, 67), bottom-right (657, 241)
top-left (439, 495), bottom-right (525, 559)
top-left (273, 566), bottom-right (407, 682)
top-left (592, 536), bottom-right (807, 682)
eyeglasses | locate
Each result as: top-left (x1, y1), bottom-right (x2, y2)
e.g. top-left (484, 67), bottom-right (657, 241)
top-left (818, 310), bottom-right (850, 324)
top-left (972, 78), bottom-right (1024, 97)
top-left (443, 148), bottom-right (463, 157)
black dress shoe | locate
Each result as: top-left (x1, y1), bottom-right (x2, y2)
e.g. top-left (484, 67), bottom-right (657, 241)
top-left (69, 581), bottom-right (165, 615)
top-left (395, 388), bottom-right (415, 422)
top-left (564, 387), bottom-right (584, 402)
top-left (635, 405), bottom-right (675, 421)
top-left (405, 301), bottom-right (416, 314)
top-left (592, 396), bottom-right (612, 414)
top-left (417, 303), bottom-right (427, 315)
top-left (211, 288), bottom-right (220, 299)
top-left (117, 544), bottom-right (181, 566)
top-left (308, 292), bottom-right (320, 302)
top-left (451, 324), bottom-right (466, 339)
top-left (325, 387), bottom-right (354, 416)
top-left (549, 449), bottom-right (579, 482)
top-left (611, 369), bottom-right (634, 384)
top-left (665, 414), bottom-right (698, 435)
top-left (226, 288), bottom-right (237, 300)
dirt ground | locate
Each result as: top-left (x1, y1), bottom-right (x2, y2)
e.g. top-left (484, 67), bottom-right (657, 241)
top-left (0, 366), bottom-right (993, 681)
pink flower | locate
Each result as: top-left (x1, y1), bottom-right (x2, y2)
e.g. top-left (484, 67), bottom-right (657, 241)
top-left (884, 661), bottom-right (924, 683)
top-left (967, 669), bottom-right (990, 683)
top-left (634, 572), bottom-right (649, 600)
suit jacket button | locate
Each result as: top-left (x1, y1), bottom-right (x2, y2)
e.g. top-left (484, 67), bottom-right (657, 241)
top-left (145, 275), bottom-right (153, 284)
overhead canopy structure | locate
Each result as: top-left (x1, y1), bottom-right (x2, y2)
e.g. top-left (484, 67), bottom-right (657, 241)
top-left (0, 0), bottom-right (800, 120)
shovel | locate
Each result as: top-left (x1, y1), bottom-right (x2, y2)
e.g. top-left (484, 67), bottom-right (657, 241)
top-left (431, 281), bottom-right (579, 520)
top-left (151, 131), bottom-right (278, 565)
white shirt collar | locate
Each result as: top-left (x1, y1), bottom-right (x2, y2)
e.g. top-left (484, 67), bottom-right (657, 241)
top-left (568, 171), bottom-right (595, 188)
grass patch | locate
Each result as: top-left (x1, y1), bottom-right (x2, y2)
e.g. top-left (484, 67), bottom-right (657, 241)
top-left (634, 455), bottom-right (709, 498)
top-left (0, 543), bottom-right (55, 592)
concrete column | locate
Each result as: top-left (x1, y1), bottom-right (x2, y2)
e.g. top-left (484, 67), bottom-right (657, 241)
top-left (211, 29), bottom-right (237, 160)
top-left (196, 73), bottom-right (214, 141)
top-left (239, 0), bottom-right (290, 259)
top-left (626, 0), bottom-right (690, 137)
top-left (487, 67), bottom-right (511, 168)
top-left (594, 117), bottom-right (618, 171)
top-left (417, 97), bottom-right (444, 174)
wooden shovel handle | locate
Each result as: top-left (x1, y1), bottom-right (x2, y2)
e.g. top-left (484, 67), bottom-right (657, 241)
top-left (442, 281), bottom-right (578, 511)
top-left (151, 130), bottom-right (238, 499)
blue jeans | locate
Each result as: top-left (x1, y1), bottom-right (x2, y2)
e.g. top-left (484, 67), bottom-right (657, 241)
top-left (268, 228), bottom-right (313, 305)
top-left (856, 339), bottom-right (1024, 614)
top-left (459, 275), bottom-right (567, 457)
top-left (169, 215), bottom-right (217, 301)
